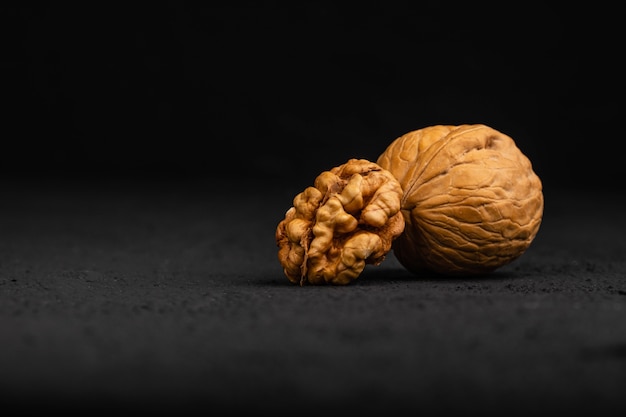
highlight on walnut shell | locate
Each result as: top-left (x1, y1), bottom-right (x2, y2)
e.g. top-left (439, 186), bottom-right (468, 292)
top-left (275, 158), bottom-right (405, 285)
top-left (377, 124), bottom-right (544, 276)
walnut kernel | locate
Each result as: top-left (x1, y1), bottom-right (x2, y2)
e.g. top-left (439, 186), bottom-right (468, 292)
top-left (276, 159), bottom-right (405, 285)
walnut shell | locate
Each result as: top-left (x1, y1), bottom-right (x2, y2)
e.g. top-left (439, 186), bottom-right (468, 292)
top-left (377, 124), bottom-right (543, 275)
top-left (276, 158), bottom-right (405, 285)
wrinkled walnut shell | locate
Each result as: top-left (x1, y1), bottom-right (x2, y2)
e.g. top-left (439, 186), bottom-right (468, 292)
top-left (377, 124), bottom-right (544, 275)
top-left (276, 159), bottom-right (405, 285)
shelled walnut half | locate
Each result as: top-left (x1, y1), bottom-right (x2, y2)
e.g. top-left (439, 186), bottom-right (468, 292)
top-left (276, 159), bottom-right (405, 285)
top-left (377, 124), bottom-right (544, 276)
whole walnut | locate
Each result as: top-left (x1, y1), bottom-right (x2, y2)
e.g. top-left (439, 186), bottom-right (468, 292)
top-left (276, 158), bottom-right (405, 285)
top-left (377, 124), bottom-right (543, 276)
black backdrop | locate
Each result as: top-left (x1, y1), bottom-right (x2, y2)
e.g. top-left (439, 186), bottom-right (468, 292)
top-left (2, 3), bottom-right (623, 190)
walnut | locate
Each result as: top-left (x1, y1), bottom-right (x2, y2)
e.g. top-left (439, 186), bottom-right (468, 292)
top-left (275, 158), bottom-right (405, 285)
top-left (377, 124), bottom-right (544, 276)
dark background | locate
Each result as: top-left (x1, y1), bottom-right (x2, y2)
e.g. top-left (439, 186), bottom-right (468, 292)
top-left (2, 3), bottom-right (623, 190)
top-left (2, 3), bottom-right (625, 416)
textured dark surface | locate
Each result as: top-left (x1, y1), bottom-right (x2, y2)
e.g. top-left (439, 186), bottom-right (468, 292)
top-left (1, 178), bottom-right (624, 415)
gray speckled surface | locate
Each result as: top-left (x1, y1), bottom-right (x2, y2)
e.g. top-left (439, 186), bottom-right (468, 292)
top-left (1, 179), bottom-right (624, 415)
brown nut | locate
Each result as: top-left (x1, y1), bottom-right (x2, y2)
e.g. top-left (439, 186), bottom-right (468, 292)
top-left (377, 124), bottom-right (544, 276)
top-left (275, 158), bottom-right (405, 285)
